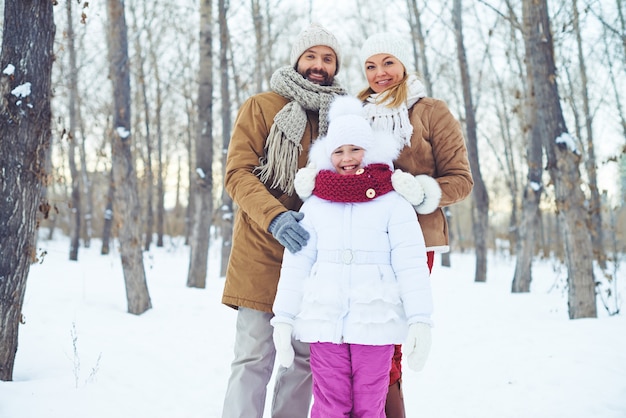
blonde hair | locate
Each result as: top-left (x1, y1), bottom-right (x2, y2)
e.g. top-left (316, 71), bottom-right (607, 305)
top-left (357, 73), bottom-right (409, 108)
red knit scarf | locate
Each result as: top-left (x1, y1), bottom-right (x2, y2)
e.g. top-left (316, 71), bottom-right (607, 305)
top-left (313, 163), bottom-right (394, 203)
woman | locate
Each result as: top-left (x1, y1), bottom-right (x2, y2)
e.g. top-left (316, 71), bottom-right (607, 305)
top-left (358, 33), bottom-right (474, 417)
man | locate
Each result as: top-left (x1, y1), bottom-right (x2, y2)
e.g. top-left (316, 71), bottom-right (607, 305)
top-left (221, 23), bottom-right (346, 418)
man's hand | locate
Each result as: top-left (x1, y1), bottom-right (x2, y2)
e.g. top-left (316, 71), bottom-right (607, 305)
top-left (268, 211), bottom-right (310, 253)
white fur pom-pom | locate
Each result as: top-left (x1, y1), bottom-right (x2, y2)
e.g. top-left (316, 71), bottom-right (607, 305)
top-left (391, 170), bottom-right (425, 206)
top-left (328, 95), bottom-right (364, 122)
top-left (294, 165), bottom-right (318, 200)
top-left (414, 175), bottom-right (441, 214)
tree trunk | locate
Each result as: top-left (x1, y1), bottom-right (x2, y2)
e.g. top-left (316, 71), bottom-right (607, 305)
top-left (218, 0), bottom-right (234, 277)
top-left (406, 0), bottom-right (433, 95)
top-left (187, 0), bottom-right (213, 288)
top-left (251, 0), bottom-right (264, 93)
top-left (512, 74), bottom-right (543, 293)
top-left (453, 0), bottom-right (489, 282)
top-left (129, 3), bottom-right (154, 252)
top-left (0, 0), bottom-right (55, 381)
top-left (573, 0), bottom-right (605, 269)
top-left (78, 106), bottom-right (94, 248)
top-left (66, 0), bottom-right (81, 261)
top-left (522, 0), bottom-right (596, 319)
top-left (441, 207), bottom-right (452, 267)
top-left (107, 0), bottom-right (152, 314)
top-left (101, 167), bottom-right (115, 255)
top-left (148, 37), bottom-right (165, 248)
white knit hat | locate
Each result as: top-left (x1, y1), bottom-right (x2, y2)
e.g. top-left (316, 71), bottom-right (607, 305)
top-left (359, 32), bottom-right (411, 73)
top-left (308, 96), bottom-right (400, 172)
top-left (290, 23), bottom-right (342, 74)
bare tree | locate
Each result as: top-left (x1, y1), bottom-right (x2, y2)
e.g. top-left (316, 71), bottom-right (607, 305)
top-left (218, 0), bottom-right (234, 277)
top-left (0, 0), bottom-right (55, 381)
top-left (505, 1), bottom-right (545, 293)
top-left (453, 0), bottom-right (490, 282)
top-left (106, 0), bottom-right (152, 314)
top-left (572, 0), bottom-right (605, 268)
top-left (129, 0), bottom-right (155, 252)
top-left (406, 0), bottom-right (433, 95)
top-left (101, 166), bottom-right (115, 255)
top-left (512, 76), bottom-right (543, 292)
top-left (522, 0), bottom-right (596, 318)
top-left (251, 0), bottom-right (264, 93)
top-left (66, 0), bottom-right (82, 261)
top-left (187, 0), bottom-right (214, 288)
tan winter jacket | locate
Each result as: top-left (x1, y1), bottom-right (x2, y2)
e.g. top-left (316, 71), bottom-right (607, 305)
top-left (394, 97), bottom-right (473, 252)
top-left (222, 92), bottom-right (319, 313)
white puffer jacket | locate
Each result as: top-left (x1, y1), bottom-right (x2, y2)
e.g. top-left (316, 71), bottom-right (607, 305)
top-left (272, 95), bottom-right (434, 346)
top-left (272, 191), bottom-right (433, 345)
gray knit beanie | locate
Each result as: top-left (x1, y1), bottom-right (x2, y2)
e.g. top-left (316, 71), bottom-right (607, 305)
top-left (290, 23), bottom-right (342, 74)
top-left (359, 33), bottom-right (412, 73)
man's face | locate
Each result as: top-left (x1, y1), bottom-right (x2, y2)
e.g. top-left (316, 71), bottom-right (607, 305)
top-left (295, 45), bottom-right (337, 86)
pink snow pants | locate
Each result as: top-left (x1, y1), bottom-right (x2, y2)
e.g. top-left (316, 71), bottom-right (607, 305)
top-left (310, 342), bottom-right (394, 418)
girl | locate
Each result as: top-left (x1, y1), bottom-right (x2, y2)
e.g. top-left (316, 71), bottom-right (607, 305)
top-left (271, 96), bottom-right (433, 418)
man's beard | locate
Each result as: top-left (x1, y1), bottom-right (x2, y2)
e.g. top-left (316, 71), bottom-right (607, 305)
top-left (303, 68), bottom-right (333, 86)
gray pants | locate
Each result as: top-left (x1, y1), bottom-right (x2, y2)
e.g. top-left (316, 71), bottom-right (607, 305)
top-left (221, 307), bottom-right (312, 418)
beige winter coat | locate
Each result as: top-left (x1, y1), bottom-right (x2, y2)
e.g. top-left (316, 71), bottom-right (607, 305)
top-left (222, 92), bottom-right (319, 313)
top-left (394, 97), bottom-right (473, 252)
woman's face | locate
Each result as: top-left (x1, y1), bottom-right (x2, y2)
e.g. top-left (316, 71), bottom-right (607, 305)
top-left (331, 145), bottom-right (365, 175)
top-left (364, 53), bottom-right (405, 93)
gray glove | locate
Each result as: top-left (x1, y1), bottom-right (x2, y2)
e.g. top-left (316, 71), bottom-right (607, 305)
top-left (268, 211), bottom-right (310, 253)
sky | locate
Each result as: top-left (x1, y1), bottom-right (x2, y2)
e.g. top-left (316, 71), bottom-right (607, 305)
top-left (0, 234), bottom-right (625, 417)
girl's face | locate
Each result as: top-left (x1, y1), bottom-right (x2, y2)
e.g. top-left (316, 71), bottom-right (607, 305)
top-left (364, 53), bottom-right (405, 93)
top-left (331, 145), bottom-right (365, 175)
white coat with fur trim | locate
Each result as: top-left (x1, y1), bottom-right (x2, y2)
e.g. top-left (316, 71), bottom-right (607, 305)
top-left (272, 191), bottom-right (434, 345)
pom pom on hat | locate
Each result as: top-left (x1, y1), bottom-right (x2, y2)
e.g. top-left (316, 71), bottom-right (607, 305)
top-left (308, 96), bottom-right (401, 172)
top-left (359, 33), bottom-right (412, 73)
top-left (291, 23), bottom-right (342, 74)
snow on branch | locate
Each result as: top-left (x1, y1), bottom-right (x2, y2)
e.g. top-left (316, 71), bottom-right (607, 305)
top-left (555, 132), bottom-right (580, 155)
top-left (116, 126), bottom-right (130, 139)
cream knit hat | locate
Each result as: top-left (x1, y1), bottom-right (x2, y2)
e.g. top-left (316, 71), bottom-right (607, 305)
top-left (290, 23), bottom-right (342, 74)
top-left (359, 33), bottom-right (412, 73)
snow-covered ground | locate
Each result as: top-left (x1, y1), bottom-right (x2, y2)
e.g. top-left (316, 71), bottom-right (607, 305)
top-left (1, 235), bottom-right (624, 417)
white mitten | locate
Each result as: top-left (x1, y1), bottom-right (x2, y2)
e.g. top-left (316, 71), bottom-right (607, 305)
top-left (391, 170), bottom-right (425, 206)
top-left (294, 164), bottom-right (317, 200)
top-left (414, 175), bottom-right (441, 215)
top-left (404, 322), bottom-right (432, 372)
top-left (272, 322), bottom-right (295, 368)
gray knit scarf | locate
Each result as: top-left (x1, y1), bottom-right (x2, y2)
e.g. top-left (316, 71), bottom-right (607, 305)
top-left (254, 66), bottom-right (347, 195)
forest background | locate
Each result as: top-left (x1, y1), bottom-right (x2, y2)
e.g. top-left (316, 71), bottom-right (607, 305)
top-left (0, 0), bottom-right (625, 382)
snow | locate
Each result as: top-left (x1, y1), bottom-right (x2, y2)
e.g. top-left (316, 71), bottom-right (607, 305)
top-left (116, 127), bottom-right (130, 139)
top-left (3, 64), bottom-right (15, 76)
top-left (11, 82), bottom-right (31, 98)
top-left (555, 132), bottom-right (580, 155)
top-left (1, 235), bottom-right (625, 418)
top-left (530, 181), bottom-right (542, 191)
